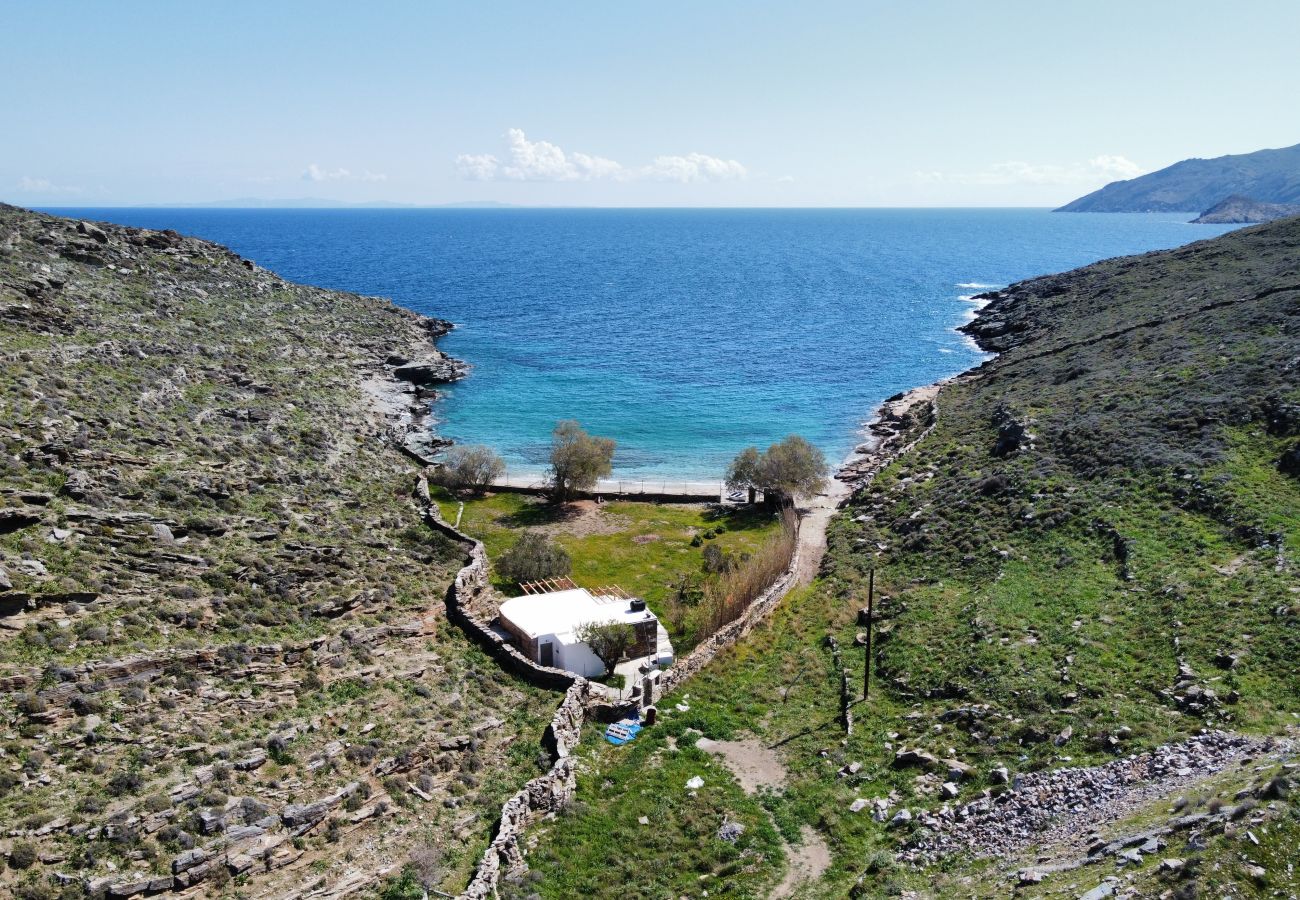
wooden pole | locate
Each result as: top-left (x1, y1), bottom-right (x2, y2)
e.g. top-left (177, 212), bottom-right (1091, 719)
top-left (863, 567), bottom-right (874, 701)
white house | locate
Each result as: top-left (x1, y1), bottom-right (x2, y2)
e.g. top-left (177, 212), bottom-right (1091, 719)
top-left (498, 582), bottom-right (674, 678)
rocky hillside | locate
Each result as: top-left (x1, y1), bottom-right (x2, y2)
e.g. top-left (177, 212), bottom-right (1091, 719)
top-left (1056, 142), bottom-right (1300, 212)
top-left (824, 215), bottom-right (1300, 895)
top-left (1191, 194), bottom-right (1300, 224)
top-left (0, 205), bottom-right (556, 899)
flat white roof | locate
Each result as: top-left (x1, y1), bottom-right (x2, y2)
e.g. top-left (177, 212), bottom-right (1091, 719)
top-left (500, 588), bottom-right (656, 642)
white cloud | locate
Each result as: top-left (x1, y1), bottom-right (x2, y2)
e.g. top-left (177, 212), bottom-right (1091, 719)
top-left (302, 164), bottom-right (386, 183)
top-left (16, 176), bottom-right (81, 194)
top-left (456, 129), bottom-right (747, 184)
top-left (455, 153), bottom-right (502, 181)
top-left (1089, 154), bottom-right (1143, 181)
top-left (776, 175), bottom-right (796, 184)
top-left (644, 152), bottom-right (747, 183)
top-left (915, 155), bottom-right (1144, 187)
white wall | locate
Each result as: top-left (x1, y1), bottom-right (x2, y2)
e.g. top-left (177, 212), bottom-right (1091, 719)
top-left (556, 637), bottom-right (606, 678)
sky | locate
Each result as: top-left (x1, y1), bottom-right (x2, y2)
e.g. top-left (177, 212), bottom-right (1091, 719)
top-left (3, 1), bottom-right (1298, 208)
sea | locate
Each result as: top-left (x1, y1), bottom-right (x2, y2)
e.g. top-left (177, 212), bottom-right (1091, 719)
top-left (45, 208), bottom-right (1240, 480)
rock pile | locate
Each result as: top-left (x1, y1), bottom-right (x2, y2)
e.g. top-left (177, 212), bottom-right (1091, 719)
top-left (901, 731), bottom-right (1277, 863)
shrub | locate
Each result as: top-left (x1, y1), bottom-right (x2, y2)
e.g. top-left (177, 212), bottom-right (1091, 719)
top-left (436, 445), bottom-right (505, 494)
top-left (701, 507), bottom-right (797, 634)
top-left (574, 621), bottom-right (636, 673)
top-left (495, 532), bottom-right (571, 584)
top-left (8, 840), bottom-right (38, 870)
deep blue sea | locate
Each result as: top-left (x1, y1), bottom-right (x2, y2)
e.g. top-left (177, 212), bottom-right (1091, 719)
top-left (45, 208), bottom-right (1239, 479)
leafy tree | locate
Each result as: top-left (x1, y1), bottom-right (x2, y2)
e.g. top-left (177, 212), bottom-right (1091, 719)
top-left (725, 435), bottom-right (829, 504)
top-left (435, 444), bottom-right (505, 494)
top-left (548, 420), bottom-right (615, 502)
top-left (495, 531), bottom-right (571, 583)
top-left (575, 620), bottom-right (636, 673)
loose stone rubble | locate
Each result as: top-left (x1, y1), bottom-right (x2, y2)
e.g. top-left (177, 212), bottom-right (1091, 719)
top-left (900, 730), bottom-right (1280, 863)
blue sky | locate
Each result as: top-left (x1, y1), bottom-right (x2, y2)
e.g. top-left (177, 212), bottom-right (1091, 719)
top-left (4, 1), bottom-right (1297, 207)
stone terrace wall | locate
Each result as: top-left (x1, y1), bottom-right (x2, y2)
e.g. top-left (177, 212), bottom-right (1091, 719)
top-left (459, 679), bottom-right (590, 900)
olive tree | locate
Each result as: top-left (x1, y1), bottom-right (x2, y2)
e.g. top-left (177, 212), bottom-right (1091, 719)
top-left (548, 420), bottom-right (615, 502)
top-left (495, 531), bottom-right (571, 584)
top-left (435, 444), bottom-right (505, 494)
top-left (575, 620), bottom-right (636, 674)
top-left (725, 435), bottom-right (829, 505)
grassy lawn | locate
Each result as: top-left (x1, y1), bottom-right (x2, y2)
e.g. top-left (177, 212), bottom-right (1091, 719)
top-left (431, 488), bottom-right (782, 648)
top-left (497, 715), bottom-right (786, 900)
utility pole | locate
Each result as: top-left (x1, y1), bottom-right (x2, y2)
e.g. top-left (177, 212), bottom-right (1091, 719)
top-left (863, 567), bottom-right (874, 701)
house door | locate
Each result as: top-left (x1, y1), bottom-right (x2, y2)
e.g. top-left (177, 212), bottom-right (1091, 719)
top-left (539, 642), bottom-right (554, 667)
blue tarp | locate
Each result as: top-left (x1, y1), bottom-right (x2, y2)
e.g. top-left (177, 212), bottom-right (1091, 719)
top-left (604, 719), bottom-right (642, 745)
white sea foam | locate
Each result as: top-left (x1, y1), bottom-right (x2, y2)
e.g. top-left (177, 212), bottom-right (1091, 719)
top-left (956, 282), bottom-right (1001, 289)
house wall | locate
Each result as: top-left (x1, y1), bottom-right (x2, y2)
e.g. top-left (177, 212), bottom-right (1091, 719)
top-left (556, 637), bottom-right (607, 678)
top-left (498, 616), bottom-right (539, 662)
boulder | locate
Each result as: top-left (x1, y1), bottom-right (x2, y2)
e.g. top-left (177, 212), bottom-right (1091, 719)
top-left (988, 766), bottom-right (1009, 784)
top-left (393, 354), bottom-right (466, 386)
top-left (893, 748), bottom-right (940, 771)
top-left (943, 758), bottom-right (975, 782)
top-left (171, 848), bottom-right (207, 875)
top-left (1279, 444), bottom-right (1300, 477)
top-left (991, 406), bottom-right (1034, 457)
top-left (77, 221), bottom-right (109, 243)
top-left (0, 507), bottom-right (42, 534)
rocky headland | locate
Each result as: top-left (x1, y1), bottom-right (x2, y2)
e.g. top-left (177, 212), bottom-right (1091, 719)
top-left (1190, 194), bottom-right (1300, 224)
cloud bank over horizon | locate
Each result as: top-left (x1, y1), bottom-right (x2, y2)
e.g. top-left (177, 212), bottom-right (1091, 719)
top-left (457, 129), bottom-right (749, 184)
top-left (915, 155), bottom-right (1145, 188)
top-left (302, 164), bottom-right (388, 183)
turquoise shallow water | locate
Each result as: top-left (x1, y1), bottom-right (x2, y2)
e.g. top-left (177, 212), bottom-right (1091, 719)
top-left (47, 208), bottom-right (1238, 478)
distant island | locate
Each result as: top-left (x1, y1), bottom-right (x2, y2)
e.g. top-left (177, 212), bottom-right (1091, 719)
top-left (1190, 193), bottom-right (1300, 224)
top-left (1056, 141), bottom-right (1300, 213)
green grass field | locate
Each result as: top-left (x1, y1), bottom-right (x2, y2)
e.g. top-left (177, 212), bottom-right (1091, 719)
top-left (432, 488), bottom-right (782, 648)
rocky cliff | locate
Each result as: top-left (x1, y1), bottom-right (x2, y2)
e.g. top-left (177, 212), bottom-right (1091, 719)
top-left (0, 205), bottom-right (555, 898)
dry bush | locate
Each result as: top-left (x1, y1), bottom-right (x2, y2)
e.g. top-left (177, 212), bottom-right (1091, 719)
top-left (701, 507), bottom-right (797, 634)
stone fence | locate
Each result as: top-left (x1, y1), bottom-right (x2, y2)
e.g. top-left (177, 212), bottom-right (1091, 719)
top-left (459, 679), bottom-right (590, 900)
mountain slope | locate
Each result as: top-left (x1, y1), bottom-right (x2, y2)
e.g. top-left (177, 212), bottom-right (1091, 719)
top-left (0, 205), bottom-right (555, 898)
top-left (1057, 142), bottom-right (1300, 212)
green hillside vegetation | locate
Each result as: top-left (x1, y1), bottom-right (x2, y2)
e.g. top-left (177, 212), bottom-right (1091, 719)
top-left (513, 217), bottom-right (1300, 897)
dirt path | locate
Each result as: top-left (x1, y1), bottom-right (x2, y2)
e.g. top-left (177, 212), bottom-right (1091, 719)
top-left (695, 736), bottom-right (833, 896)
top-left (793, 477), bottom-right (851, 586)
top-left (770, 825), bottom-right (833, 899)
top-left (696, 737), bottom-right (788, 794)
